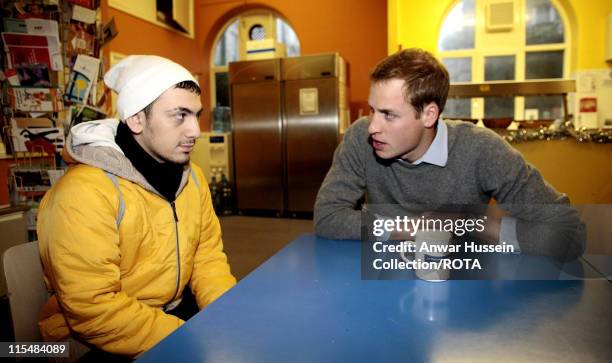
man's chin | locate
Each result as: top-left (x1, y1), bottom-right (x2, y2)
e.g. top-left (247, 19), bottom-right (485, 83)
top-left (161, 154), bottom-right (190, 165)
top-left (373, 149), bottom-right (396, 160)
top-left (176, 156), bottom-right (190, 165)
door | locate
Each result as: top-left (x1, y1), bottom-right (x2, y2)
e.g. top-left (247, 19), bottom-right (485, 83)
top-left (283, 77), bottom-right (339, 213)
top-left (231, 60), bottom-right (283, 212)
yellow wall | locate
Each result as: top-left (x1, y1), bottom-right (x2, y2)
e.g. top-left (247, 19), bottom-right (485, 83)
top-left (571, 0), bottom-right (612, 69)
top-left (388, 0), bottom-right (449, 54)
top-left (387, 0), bottom-right (399, 53)
top-left (388, 0), bottom-right (612, 70)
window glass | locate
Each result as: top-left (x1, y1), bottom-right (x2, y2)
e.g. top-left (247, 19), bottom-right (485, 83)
top-left (443, 57), bottom-right (472, 83)
top-left (215, 72), bottom-right (229, 107)
top-left (485, 55), bottom-right (515, 81)
top-left (443, 99), bottom-right (472, 119)
top-left (526, 0), bottom-right (564, 45)
top-left (524, 95), bottom-right (564, 119)
top-left (484, 97), bottom-right (514, 118)
top-left (276, 18), bottom-right (301, 57)
top-left (213, 20), bottom-right (239, 67)
top-left (525, 50), bottom-right (563, 79)
top-left (439, 0), bottom-right (475, 51)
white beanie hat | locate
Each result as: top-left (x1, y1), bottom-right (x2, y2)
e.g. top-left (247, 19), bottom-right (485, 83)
top-left (104, 55), bottom-right (198, 120)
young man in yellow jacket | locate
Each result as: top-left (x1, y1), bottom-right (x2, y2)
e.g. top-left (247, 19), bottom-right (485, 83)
top-left (37, 55), bottom-right (236, 359)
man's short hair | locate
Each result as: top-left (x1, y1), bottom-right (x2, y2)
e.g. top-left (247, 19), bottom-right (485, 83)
top-left (370, 48), bottom-right (450, 117)
top-left (143, 80), bottom-right (201, 119)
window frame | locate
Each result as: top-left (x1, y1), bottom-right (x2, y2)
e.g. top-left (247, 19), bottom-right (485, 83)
top-left (209, 11), bottom-right (301, 112)
top-left (209, 16), bottom-right (239, 109)
top-left (438, 0), bottom-right (571, 120)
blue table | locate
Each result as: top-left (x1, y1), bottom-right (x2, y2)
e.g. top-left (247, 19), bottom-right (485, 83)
top-left (139, 235), bottom-right (612, 363)
top-left (583, 254), bottom-right (612, 281)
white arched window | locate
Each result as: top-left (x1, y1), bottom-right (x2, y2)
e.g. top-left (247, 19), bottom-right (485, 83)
top-left (439, 0), bottom-right (570, 121)
top-left (209, 11), bottom-right (300, 122)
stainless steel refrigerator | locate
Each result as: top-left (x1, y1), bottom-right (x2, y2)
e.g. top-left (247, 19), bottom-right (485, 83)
top-left (229, 53), bottom-right (348, 216)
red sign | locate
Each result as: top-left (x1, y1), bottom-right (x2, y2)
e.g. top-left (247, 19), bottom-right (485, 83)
top-left (579, 97), bottom-right (597, 113)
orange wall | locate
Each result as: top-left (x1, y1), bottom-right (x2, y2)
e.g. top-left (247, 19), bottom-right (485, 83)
top-left (101, 0), bottom-right (387, 129)
top-left (100, 1), bottom-right (207, 121)
top-left (100, 2), bottom-right (204, 74)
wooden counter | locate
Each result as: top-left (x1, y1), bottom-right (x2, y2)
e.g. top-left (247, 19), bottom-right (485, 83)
top-left (512, 139), bottom-right (612, 255)
top-left (512, 138), bottom-right (612, 204)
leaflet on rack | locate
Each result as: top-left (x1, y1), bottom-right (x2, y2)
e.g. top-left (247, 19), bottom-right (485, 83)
top-left (10, 117), bottom-right (64, 154)
top-left (1, 32), bottom-right (62, 71)
top-left (8, 87), bottom-right (63, 112)
top-left (65, 54), bottom-right (100, 104)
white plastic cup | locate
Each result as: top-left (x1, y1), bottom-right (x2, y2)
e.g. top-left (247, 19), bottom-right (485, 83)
top-left (400, 230), bottom-right (452, 282)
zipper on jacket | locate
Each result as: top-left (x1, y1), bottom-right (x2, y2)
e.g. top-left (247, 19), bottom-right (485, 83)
top-left (166, 201), bottom-right (181, 309)
top-left (171, 201), bottom-right (179, 222)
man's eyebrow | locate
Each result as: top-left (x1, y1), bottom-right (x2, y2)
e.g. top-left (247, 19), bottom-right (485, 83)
top-left (167, 107), bottom-right (204, 117)
top-left (371, 106), bottom-right (396, 114)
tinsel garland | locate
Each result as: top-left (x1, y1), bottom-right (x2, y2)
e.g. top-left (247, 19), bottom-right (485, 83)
top-left (501, 121), bottom-right (612, 144)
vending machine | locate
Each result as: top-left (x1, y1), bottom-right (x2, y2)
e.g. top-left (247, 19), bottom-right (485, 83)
top-left (191, 132), bottom-right (233, 183)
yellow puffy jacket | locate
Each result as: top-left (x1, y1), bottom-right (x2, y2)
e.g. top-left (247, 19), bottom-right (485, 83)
top-left (37, 119), bottom-right (236, 357)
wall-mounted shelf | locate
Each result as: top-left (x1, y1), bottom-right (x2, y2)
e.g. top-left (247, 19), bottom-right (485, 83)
top-left (448, 80), bottom-right (576, 120)
top-left (448, 80), bottom-right (575, 97)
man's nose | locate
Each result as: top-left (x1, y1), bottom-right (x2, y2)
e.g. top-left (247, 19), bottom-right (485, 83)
top-left (185, 116), bottom-right (201, 138)
top-left (368, 112), bottom-right (381, 134)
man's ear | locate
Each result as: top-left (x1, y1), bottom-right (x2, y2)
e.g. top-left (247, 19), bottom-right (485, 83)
top-left (421, 102), bottom-right (440, 128)
top-left (125, 111), bottom-right (145, 134)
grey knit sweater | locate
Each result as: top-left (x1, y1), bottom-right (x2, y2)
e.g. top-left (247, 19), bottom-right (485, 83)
top-left (314, 118), bottom-right (585, 260)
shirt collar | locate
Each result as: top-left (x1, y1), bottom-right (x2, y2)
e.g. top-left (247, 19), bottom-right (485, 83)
top-left (399, 120), bottom-right (448, 167)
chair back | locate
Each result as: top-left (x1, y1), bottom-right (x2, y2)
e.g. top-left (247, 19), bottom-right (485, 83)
top-left (2, 241), bottom-right (48, 342)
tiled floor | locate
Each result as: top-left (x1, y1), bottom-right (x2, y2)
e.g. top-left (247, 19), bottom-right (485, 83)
top-left (1, 216), bottom-right (313, 341)
top-left (219, 216), bottom-right (314, 280)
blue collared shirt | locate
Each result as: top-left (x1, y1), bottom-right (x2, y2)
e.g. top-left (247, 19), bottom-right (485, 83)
top-left (397, 120), bottom-right (521, 253)
top-left (411, 119), bottom-right (448, 167)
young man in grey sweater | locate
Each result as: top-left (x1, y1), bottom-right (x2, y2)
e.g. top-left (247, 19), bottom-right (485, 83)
top-left (314, 48), bottom-right (584, 261)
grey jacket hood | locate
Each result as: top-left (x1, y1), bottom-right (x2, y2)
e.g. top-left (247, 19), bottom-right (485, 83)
top-left (65, 119), bottom-right (191, 196)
